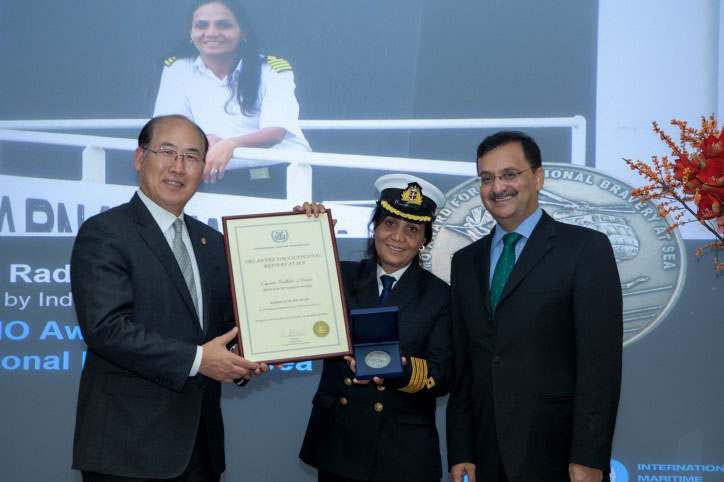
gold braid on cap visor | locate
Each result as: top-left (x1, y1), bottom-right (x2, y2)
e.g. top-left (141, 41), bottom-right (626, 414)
top-left (380, 200), bottom-right (432, 222)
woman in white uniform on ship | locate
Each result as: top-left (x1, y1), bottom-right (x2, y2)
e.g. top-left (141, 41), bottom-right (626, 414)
top-left (154, 0), bottom-right (310, 184)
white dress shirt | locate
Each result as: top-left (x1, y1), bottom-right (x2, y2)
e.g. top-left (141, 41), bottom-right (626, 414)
top-left (488, 207), bottom-right (543, 288)
top-left (137, 190), bottom-right (204, 376)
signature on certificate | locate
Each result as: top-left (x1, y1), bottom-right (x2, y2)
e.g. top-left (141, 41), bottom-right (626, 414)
top-left (283, 327), bottom-right (308, 338)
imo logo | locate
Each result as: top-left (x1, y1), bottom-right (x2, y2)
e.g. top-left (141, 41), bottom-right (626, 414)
top-left (271, 229), bottom-right (288, 243)
top-left (611, 459), bottom-right (628, 482)
top-left (462, 459), bottom-right (627, 482)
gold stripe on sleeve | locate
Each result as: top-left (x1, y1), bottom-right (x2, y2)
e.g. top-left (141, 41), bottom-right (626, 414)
top-left (398, 358), bottom-right (419, 393)
top-left (398, 357), bottom-right (428, 393)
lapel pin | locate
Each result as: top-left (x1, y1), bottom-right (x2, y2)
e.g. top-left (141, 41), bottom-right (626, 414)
top-left (201, 237), bottom-right (207, 245)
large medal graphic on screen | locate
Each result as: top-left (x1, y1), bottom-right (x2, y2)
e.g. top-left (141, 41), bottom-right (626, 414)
top-left (423, 163), bottom-right (686, 346)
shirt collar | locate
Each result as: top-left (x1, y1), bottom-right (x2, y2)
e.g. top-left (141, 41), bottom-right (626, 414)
top-left (137, 189), bottom-right (183, 233)
top-left (376, 262), bottom-right (410, 282)
top-left (192, 56), bottom-right (243, 83)
top-left (192, 56), bottom-right (206, 74)
top-left (491, 207), bottom-right (543, 245)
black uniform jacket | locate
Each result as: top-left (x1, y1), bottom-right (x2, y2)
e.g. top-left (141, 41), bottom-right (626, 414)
top-left (300, 259), bottom-right (453, 481)
top-left (446, 211), bottom-right (623, 482)
top-left (70, 194), bottom-right (234, 478)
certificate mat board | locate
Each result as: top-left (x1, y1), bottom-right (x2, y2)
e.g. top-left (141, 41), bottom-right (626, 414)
top-left (223, 211), bottom-right (352, 363)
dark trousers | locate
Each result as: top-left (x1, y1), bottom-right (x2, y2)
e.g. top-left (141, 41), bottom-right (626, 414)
top-left (496, 446), bottom-right (509, 482)
top-left (498, 467), bottom-right (509, 482)
top-left (318, 468), bottom-right (438, 482)
top-left (82, 419), bottom-right (219, 482)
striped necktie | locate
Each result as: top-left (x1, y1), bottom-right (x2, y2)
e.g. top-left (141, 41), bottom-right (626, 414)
top-left (172, 219), bottom-right (199, 317)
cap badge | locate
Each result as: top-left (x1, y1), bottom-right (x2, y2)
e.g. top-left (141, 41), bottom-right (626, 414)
top-left (400, 183), bottom-right (423, 206)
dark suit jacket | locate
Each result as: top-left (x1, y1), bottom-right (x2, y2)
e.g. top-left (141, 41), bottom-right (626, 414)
top-left (446, 211), bottom-right (622, 482)
top-left (300, 259), bottom-right (453, 481)
top-left (70, 194), bottom-right (234, 478)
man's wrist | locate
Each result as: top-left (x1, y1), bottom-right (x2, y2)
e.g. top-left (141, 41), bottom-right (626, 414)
top-left (189, 345), bottom-right (203, 376)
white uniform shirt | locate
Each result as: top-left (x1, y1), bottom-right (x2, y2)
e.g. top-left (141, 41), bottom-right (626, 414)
top-left (154, 56), bottom-right (311, 152)
top-left (137, 189), bottom-right (204, 376)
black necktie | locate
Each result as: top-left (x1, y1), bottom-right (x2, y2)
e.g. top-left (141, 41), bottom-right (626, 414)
top-left (379, 275), bottom-right (396, 303)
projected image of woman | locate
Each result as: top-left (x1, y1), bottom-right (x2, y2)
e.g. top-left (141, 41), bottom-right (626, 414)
top-left (154, 0), bottom-right (310, 184)
top-left (297, 175), bottom-right (453, 482)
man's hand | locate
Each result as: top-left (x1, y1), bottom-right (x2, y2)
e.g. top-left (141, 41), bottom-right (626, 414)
top-left (450, 462), bottom-right (476, 482)
top-left (569, 463), bottom-right (603, 482)
top-left (199, 327), bottom-right (261, 383)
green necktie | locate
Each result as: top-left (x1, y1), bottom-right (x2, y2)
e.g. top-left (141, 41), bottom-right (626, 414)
top-left (490, 232), bottom-right (522, 314)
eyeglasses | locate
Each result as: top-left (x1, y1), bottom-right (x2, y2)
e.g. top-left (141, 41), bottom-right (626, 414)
top-left (477, 167), bottom-right (533, 186)
top-left (143, 147), bottom-right (203, 166)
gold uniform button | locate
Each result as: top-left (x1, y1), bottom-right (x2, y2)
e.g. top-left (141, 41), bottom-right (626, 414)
top-left (339, 397), bottom-right (348, 406)
top-left (343, 378), bottom-right (352, 386)
top-left (374, 402), bottom-right (383, 412)
top-left (376, 385), bottom-right (385, 391)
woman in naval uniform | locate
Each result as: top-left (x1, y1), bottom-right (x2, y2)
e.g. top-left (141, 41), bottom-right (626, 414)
top-left (154, 0), bottom-right (310, 185)
top-left (298, 174), bottom-right (453, 482)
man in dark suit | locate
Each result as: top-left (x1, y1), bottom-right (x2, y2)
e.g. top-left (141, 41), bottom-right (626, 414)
top-left (71, 115), bottom-right (265, 481)
top-left (446, 131), bottom-right (622, 482)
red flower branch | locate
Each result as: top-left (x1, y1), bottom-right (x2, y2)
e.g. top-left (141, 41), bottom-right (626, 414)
top-left (624, 116), bottom-right (724, 272)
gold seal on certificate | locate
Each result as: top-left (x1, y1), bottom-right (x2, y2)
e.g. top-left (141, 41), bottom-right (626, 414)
top-left (313, 321), bottom-right (330, 337)
top-left (223, 211), bottom-right (352, 364)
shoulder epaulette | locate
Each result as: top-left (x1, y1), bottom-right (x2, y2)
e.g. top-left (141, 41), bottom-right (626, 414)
top-left (163, 56), bottom-right (178, 67)
top-left (266, 55), bottom-right (292, 73)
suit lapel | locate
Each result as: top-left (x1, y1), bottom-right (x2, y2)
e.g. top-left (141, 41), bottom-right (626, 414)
top-left (497, 212), bottom-right (557, 308)
top-left (354, 259), bottom-right (381, 309)
top-left (186, 216), bottom-right (209, 336)
top-left (129, 195), bottom-right (200, 327)
top-left (472, 235), bottom-right (493, 317)
top-left (385, 262), bottom-right (421, 312)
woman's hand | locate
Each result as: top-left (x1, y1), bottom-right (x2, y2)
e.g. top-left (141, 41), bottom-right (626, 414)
top-left (206, 134), bottom-right (222, 148)
top-left (293, 202), bottom-right (338, 227)
top-left (343, 355), bottom-right (406, 386)
top-left (204, 138), bottom-right (236, 183)
top-left (202, 128), bottom-right (288, 183)
top-left (343, 355), bottom-right (377, 385)
top-left (293, 202), bottom-right (327, 217)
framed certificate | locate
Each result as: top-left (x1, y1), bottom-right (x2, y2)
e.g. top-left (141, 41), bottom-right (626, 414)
top-left (223, 211), bottom-right (352, 364)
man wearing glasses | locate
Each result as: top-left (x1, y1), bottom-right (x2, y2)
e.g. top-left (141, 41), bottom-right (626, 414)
top-left (70, 115), bottom-right (265, 481)
top-left (446, 131), bottom-right (622, 482)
